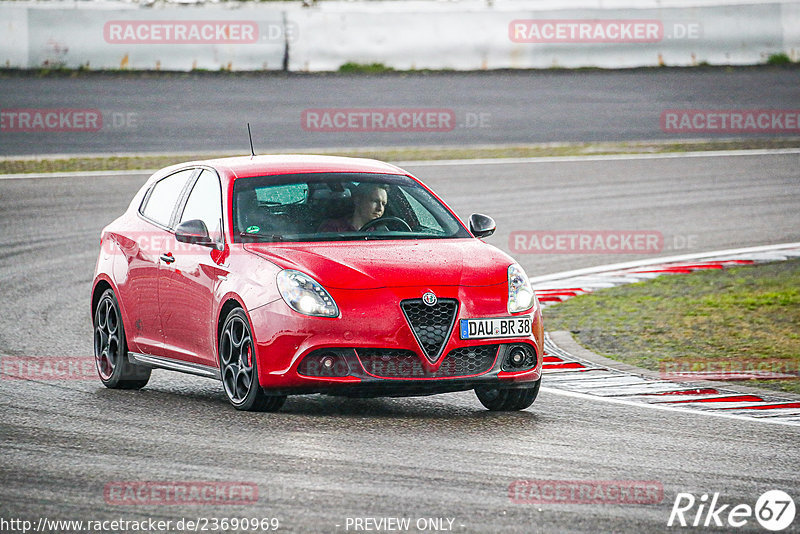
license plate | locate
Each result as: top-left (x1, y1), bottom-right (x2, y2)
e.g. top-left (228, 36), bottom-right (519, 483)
top-left (459, 316), bottom-right (532, 340)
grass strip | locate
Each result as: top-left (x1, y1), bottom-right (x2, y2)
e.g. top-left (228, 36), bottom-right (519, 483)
top-left (2, 138), bottom-right (799, 175)
top-left (544, 258), bottom-right (800, 395)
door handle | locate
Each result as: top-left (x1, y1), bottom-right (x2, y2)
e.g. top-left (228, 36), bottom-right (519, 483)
top-left (159, 253), bottom-right (175, 264)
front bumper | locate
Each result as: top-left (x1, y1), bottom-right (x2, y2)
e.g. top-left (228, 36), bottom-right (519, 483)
top-left (247, 284), bottom-right (543, 396)
top-left (270, 343), bottom-right (541, 397)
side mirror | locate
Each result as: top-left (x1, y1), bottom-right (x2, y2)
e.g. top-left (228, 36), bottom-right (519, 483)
top-left (175, 219), bottom-right (216, 248)
top-left (469, 213), bottom-right (496, 238)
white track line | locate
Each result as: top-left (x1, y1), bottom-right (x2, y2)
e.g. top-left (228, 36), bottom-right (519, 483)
top-left (0, 169), bottom-right (156, 180)
top-left (398, 148), bottom-right (800, 167)
top-left (1, 147), bottom-right (797, 180)
top-left (529, 242), bottom-right (800, 284)
top-left (540, 387), bottom-right (800, 427)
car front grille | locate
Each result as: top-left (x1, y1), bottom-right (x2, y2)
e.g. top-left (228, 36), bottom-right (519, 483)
top-left (400, 298), bottom-right (458, 362)
top-left (357, 345), bottom-right (499, 379)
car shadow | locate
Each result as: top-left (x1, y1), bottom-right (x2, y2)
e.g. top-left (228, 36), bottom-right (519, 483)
top-left (94, 378), bottom-right (540, 424)
top-left (280, 394), bottom-right (540, 422)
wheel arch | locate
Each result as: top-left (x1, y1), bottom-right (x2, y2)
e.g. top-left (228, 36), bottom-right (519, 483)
top-left (91, 277), bottom-right (136, 351)
top-left (216, 296), bottom-right (246, 350)
top-left (216, 295), bottom-right (274, 388)
top-left (91, 277), bottom-right (116, 318)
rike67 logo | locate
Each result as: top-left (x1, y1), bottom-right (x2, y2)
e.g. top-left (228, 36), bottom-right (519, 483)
top-left (668, 490), bottom-right (795, 531)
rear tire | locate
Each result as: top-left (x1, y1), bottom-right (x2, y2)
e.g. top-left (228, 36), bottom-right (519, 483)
top-left (93, 289), bottom-right (151, 389)
top-left (475, 379), bottom-right (540, 411)
top-left (219, 308), bottom-right (286, 412)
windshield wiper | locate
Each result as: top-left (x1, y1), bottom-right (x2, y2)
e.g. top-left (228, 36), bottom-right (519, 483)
top-left (349, 233), bottom-right (432, 241)
top-left (239, 232), bottom-right (284, 242)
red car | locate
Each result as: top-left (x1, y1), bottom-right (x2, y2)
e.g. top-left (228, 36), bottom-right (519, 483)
top-left (92, 155), bottom-right (543, 412)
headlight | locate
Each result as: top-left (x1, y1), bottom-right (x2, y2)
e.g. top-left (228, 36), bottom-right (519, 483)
top-left (508, 263), bottom-right (535, 313)
top-left (277, 270), bottom-right (339, 318)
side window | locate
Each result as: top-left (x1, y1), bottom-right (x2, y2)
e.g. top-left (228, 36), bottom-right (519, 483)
top-left (140, 169), bottom-right (194, 227)
top-left (179, 169), bottom-right (223, 244)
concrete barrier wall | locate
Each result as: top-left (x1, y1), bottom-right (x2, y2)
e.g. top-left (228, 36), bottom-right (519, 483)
top-left (1, 1), bottom-right (798, 71)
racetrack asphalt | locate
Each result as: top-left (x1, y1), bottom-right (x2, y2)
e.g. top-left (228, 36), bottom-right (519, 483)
top-left (1, 151), bottom-right (798, 533)
top-left (1, 68), bottom-right (799, 156)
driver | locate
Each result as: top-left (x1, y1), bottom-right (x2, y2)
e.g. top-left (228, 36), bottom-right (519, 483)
top-left (318, 183), bottom-right (388, 232)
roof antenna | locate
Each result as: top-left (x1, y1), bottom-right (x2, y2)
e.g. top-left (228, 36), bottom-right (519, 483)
top-left (247, 122), bottom-right (255, 158)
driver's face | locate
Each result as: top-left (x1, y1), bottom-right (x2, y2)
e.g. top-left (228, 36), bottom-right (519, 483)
top-left (357, 187), bottom-right (387, 222)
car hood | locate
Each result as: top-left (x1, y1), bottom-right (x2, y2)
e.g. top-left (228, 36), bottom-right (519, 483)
top-left (243, 238), bottom-right (512, 289)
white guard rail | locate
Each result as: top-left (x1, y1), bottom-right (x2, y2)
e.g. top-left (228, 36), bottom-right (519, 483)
top-left (0, 1), bottom-right (798, 71)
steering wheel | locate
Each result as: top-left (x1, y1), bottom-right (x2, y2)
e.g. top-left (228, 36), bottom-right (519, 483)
top-left (359, 216), bottom-right (412, 232)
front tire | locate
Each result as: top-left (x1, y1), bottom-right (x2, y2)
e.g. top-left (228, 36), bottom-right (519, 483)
top-left (219, 308), bottom-right (286, 412)
top-left (475, 379), bottom-right (540, 411)
top-left (93, 289), bottom-right (151, 389)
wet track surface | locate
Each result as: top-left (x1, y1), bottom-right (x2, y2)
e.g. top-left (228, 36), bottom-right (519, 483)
top-left (1, 68), bottom-right (799, 155)
top-left (1, 152), bottom-right (799, 532)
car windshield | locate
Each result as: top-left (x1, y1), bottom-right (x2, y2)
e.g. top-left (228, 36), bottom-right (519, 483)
top-left (232, 172), bottom-right (470, 242)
